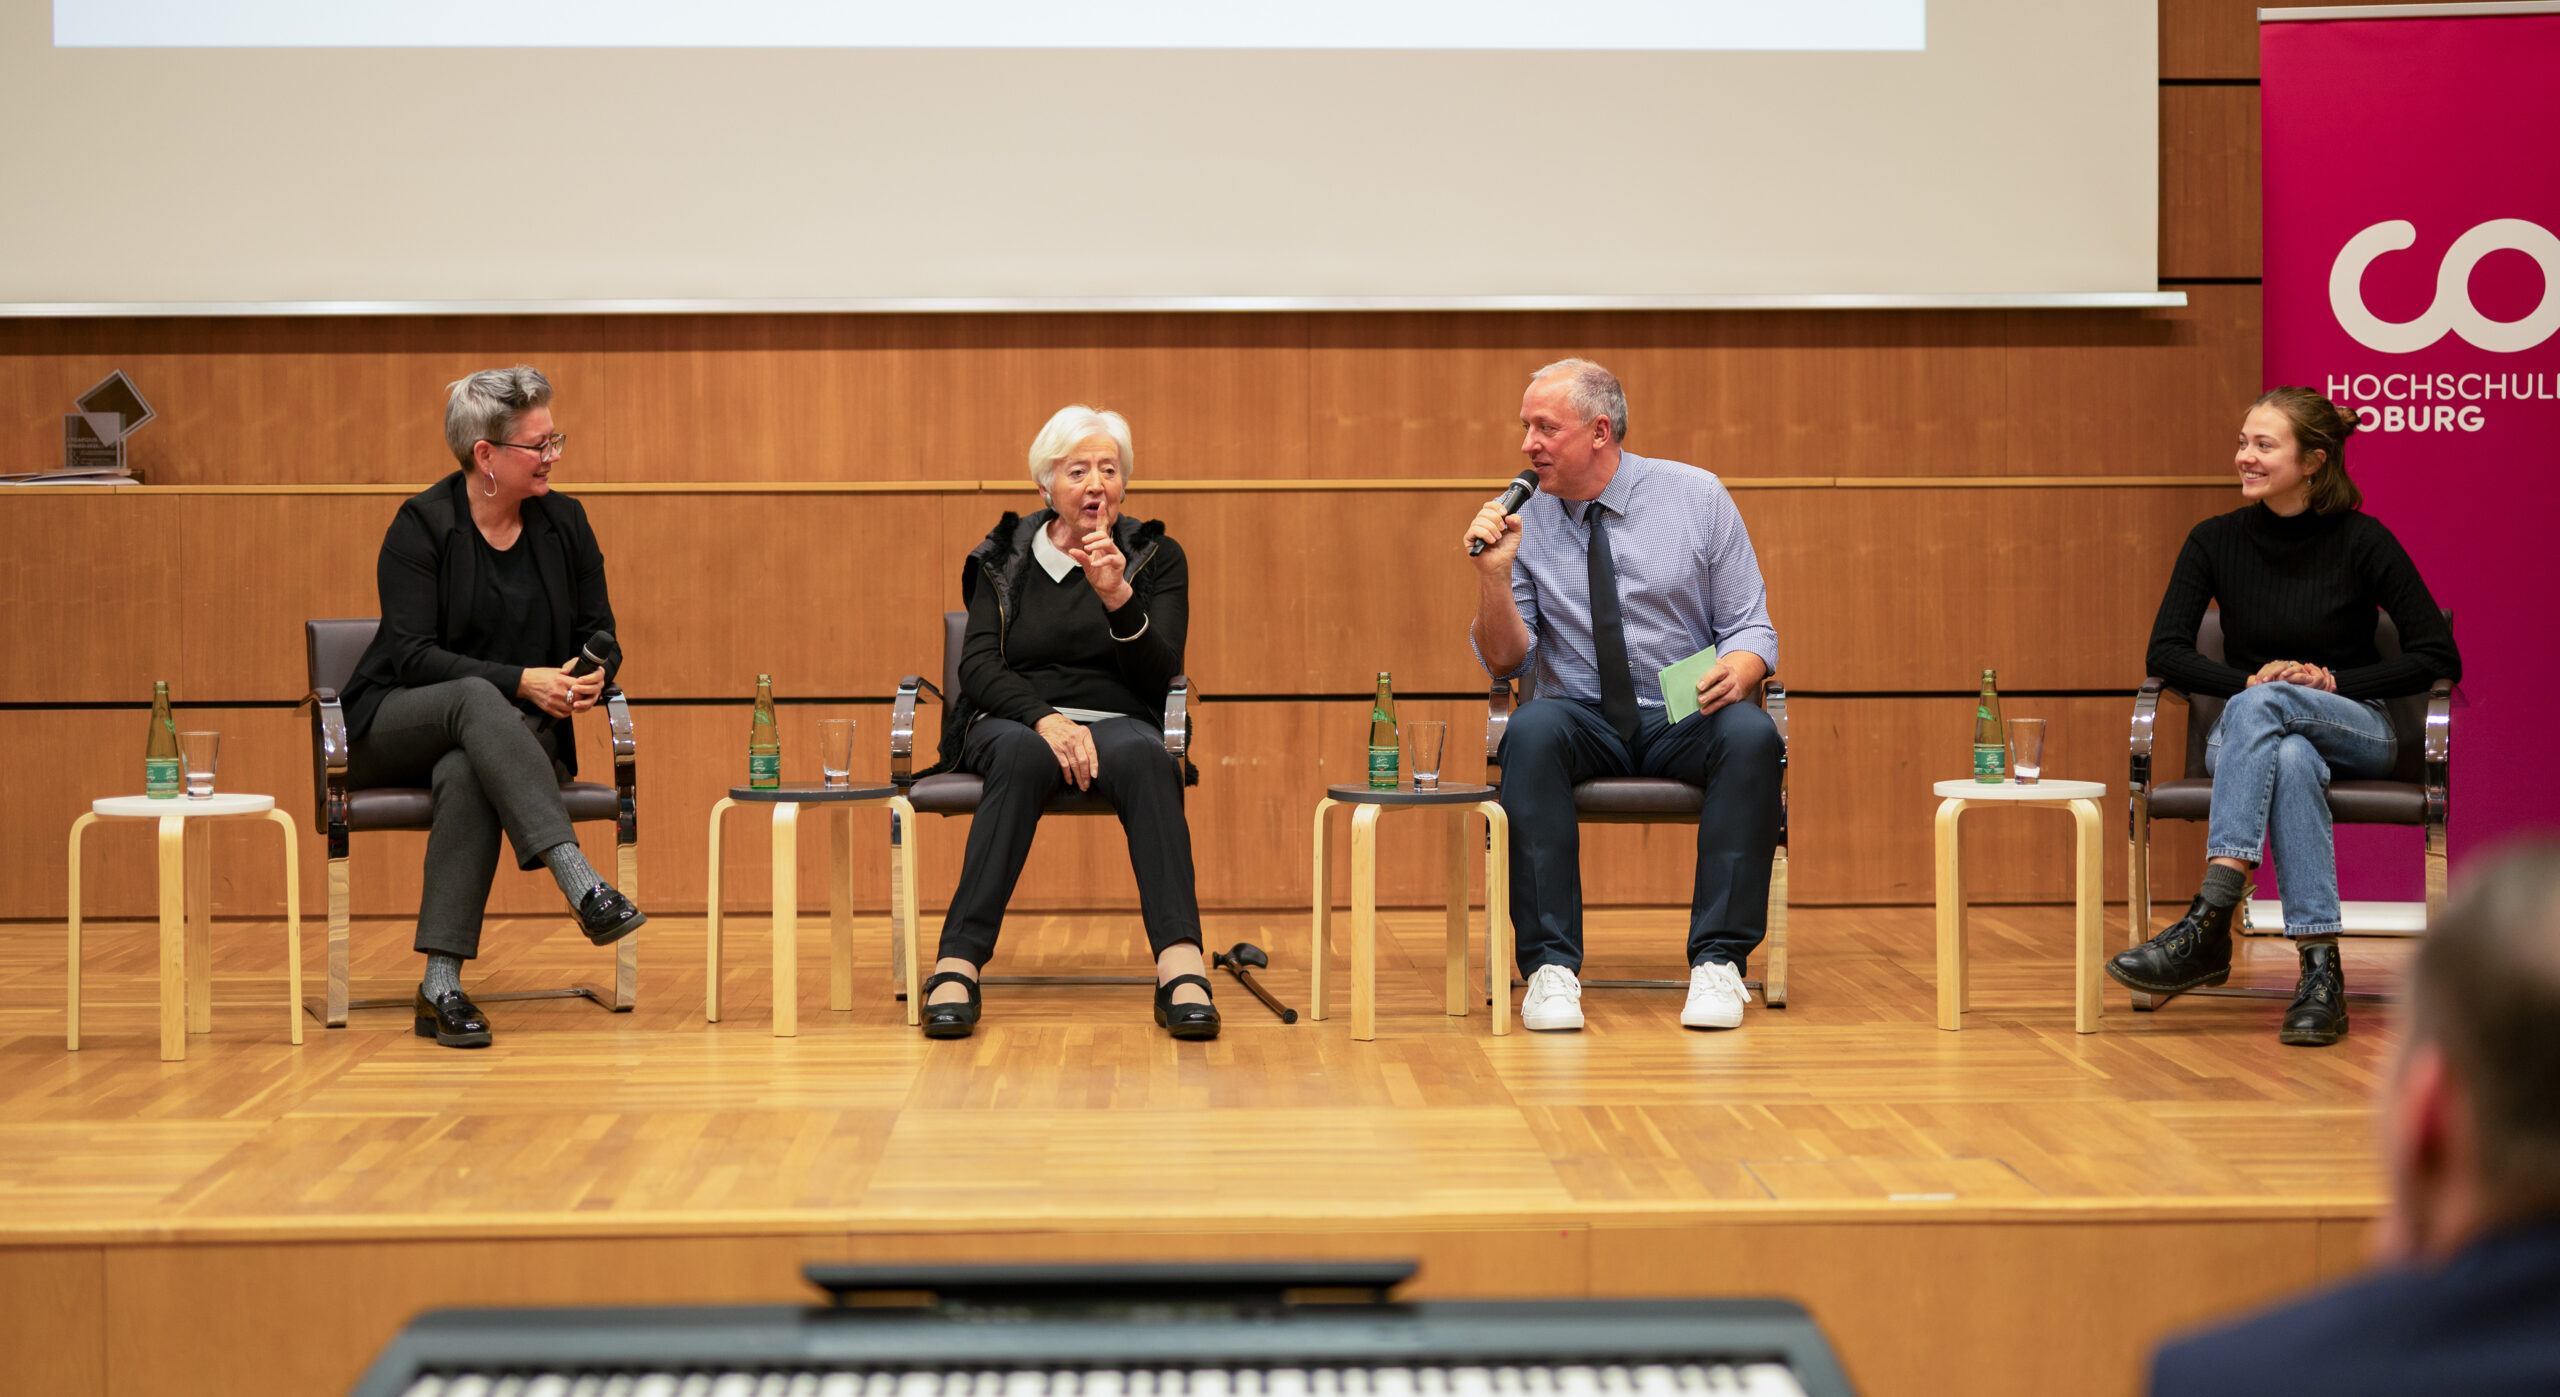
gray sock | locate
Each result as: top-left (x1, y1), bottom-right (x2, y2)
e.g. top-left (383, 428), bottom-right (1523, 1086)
top-left (422, 952), bottom-right (464, 998)
top-left (542, 841), bottom-right (604, 905)
top-left (2199, 863), bottom-right (2249, 910)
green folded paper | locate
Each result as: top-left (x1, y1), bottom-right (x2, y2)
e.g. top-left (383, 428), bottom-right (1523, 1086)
top-left (1657, 644), bottom-right (1721, 724)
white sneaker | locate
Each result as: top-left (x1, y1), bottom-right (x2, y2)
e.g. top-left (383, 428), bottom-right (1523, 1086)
top-left (1682, 961), bottom-right (1751, 1029)
top-left (1520, 964), bottom-right (1585, 1032)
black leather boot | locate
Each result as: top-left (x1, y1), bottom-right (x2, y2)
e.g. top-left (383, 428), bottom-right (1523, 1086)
top-left (2105, 892), bottom-right (2240, 998)
top-left (2280, 940), bottom-right (2350, 1046)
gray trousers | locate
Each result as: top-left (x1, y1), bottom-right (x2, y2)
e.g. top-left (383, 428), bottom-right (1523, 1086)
top-left (347, 677), bottom-right (577, 959)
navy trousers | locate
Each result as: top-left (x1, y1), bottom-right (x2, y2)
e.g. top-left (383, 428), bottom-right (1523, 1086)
top-left (1496, 697), bottom-right (1781, 976)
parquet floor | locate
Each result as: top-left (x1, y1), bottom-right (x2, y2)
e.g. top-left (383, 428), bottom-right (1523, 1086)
top-left (0, 904), bottom-right (2405, 1240)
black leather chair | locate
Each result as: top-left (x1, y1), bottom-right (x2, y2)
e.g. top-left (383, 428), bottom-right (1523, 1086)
top-left (2127, 609), bottom-right (2453, 1007)
top-left (1483, 676), bottom-right (1791, 1007)
top-left (302, 618), bottom-right (640, 1026)
top-left (887, 610), bottom-right (1194, 993)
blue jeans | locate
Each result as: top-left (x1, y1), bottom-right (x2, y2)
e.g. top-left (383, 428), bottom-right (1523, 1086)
top-left (2202, 683), bottom-right (2397, 937)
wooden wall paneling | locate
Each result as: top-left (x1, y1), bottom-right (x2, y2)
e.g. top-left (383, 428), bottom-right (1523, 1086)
top-left (100, 1236), bottom-right (837, 1397)
top-left (1588, 1218), bottom-right (2326, 1397)
top-left (0, 495), bottom-right (181, 702)
top-left (0, 316), bottom-right (618, 487)
top-left (2161, 0), bottom-right (2265, 80)
top-left (1748, 486), bottom-right (2232, 692)
top-left (2002, 284), bottom-right (2261, 475)
top-left (596, 315), bottom-right (902, 482)
top-left (1305, 310), bottom-right (2018, 480)
top-left (1789, 695), bottom-right (2204, 906)
top-left (591, 492), bottom-right (956, 699)
top-left (2161, 86), bottom-right (2262, 280)
top-left (177, 494), bottom-right (389, 701)
top-left (0, 1245), bottom-right (104, 1397)
top-left (887, 314), bottom-right (1313, 485)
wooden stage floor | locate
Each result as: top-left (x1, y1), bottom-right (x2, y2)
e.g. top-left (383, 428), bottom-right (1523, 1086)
top-left (1, 905), bottom-right (2407, 1397)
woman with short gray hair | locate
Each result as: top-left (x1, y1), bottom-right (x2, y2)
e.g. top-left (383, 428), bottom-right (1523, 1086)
top-left (910, 403), bottom-right (1211, 1040)
top-left (338, 366), bottom-right (646, 1048)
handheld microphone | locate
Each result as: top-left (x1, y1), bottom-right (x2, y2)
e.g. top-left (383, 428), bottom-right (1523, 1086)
top-left (1467, 469), bottom-right (1542, 556)
top-left (563, 631), bottom-right (616, 678)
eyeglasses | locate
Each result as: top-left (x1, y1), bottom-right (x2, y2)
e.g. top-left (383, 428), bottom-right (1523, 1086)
top-left (487, 432), bottom-right (567, 460)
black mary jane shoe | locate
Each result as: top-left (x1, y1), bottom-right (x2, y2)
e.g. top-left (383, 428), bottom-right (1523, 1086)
top-left (921, 971), bottom-right (982, 1040)
top-left (413, 988), bottom-right (493, 1049)
top-left (1154, 974), bottom-right (1222, 1041)
top-left (572, 884), bottom-right (648, 947)
top-left (2280, 941), bottom-right (2350, 1047)
top-left (2104, 892), bottom-right (2241, 999)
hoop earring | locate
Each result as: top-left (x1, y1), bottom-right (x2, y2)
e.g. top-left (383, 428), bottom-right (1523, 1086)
top-left (481, 471), bottom-right (500, 498)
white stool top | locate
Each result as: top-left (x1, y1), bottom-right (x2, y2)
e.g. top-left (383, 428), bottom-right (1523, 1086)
top-left (1934, 778), bottom-right (2106, 801)
top-left (93, 793), bottom-right (276, 819)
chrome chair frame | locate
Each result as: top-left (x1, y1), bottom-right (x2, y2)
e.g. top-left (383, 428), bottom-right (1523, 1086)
top-left (303, 618), bottom-right (640, 1026)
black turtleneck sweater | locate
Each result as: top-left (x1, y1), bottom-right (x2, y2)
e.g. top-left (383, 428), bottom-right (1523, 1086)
top-left (2145, 504), bottom-right (2459, 700)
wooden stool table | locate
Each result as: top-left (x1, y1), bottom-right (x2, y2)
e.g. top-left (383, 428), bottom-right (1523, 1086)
top-left (706, 782), bottom-right (918, 1035)
top-left (1311, 781), bottom-right (1511, 1040)
top-left (1933, 777), bottom-right (2108, 1034)
top-left (68, 793), bottom-right (302, 1060)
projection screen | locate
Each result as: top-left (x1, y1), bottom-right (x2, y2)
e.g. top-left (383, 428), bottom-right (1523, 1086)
top-left (2, 0), bottom-right (2168, 313)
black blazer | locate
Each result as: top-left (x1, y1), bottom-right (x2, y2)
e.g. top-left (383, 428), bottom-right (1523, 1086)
top-left (340, 472), bottom-right (619, 780)
top-left (2149, 1221), bottom-right (2560, 1397)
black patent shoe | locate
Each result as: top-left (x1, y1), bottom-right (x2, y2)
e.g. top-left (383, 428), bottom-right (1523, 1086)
top-left (572, 884), bottom-right (647, 946)
top-left (413, 988), bottom-right (492, 1048)
top-left (2104, 892), bottom-right (2241, 999)
top-left (1154, 974), bottom-right (1221, 1041)
top-left (2280, 941), bottom-right (2350, 1047)
top-left (921, 971), bottom-right (981, 1039)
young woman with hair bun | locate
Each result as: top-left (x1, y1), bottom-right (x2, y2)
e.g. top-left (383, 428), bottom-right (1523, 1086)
top-left (2107, 387), bottom-right (2460, 1046)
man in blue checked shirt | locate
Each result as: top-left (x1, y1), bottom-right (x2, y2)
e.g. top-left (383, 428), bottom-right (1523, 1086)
top-left (1464, 359), bottom-right (1783, 1033)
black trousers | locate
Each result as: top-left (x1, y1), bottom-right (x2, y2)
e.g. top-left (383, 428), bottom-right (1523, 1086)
top-left (1498, 697), bottom-right (1782, 976)
top-left (346, 677), bottom-right (577, 960)
top-left (935, 716), bottom-right (1204, 966)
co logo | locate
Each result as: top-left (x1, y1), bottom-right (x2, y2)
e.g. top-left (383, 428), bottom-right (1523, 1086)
top-left (2330, 219), bottom-right (2560, 353)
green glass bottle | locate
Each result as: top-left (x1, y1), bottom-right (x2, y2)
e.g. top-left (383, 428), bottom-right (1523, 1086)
top-left (1368, 671), bottom-right (1399, 789)
top-left (144, 680), bottom-right (180, 798)
top-left (1973, 668), bottom-right (2006, 784)
top-left (748, 674), bottom-right (781, 789)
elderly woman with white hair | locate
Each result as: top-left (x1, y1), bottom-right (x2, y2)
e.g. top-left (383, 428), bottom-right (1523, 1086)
top-left (912, 404), bottom-right (1211, 1041)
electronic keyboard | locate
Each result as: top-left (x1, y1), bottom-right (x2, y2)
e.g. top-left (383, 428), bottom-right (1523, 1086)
top-left (348, 1263), bottom-right (1855, 1397)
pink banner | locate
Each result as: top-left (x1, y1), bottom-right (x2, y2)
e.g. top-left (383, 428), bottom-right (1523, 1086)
top-left (2262, 8), bottom-right (2560, 894)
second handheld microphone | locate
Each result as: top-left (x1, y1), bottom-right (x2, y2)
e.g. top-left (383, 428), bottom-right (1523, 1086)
top-left (563, 630), bottom-right (616, 678)
top-left (1468, 469), bottom-right (1543, 556)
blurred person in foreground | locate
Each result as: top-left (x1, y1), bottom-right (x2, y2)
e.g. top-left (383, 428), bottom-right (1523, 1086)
top-left (2147, 839), bottom-right (2560, 1396)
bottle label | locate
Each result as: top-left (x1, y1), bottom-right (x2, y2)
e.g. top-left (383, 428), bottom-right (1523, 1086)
top-left (1974, 743), bottom-right (2005, 782)
top-left (749, 751), bottom-right (780, 786)
top-left (145, 758), bottom-right (180, 797)
top-left (1368, 745), bottom-right (1398, 787)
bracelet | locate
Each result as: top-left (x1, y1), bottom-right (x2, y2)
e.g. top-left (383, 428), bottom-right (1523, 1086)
top-left (1109, 613), bottom-right (1149, 642)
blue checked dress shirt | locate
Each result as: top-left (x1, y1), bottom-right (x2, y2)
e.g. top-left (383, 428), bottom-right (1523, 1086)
top-left (1472, 451), bottom-right (1779, 706)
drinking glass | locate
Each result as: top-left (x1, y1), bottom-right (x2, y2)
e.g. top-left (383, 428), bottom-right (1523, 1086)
top-left (817, 718), bottom-right (856, 788)
top-left (179, 731), bottom-right (220, 799)
top-left (2008, 718), bottom-right (2046, 786)
top-left (1407, 720), bottom-right (1448, 791)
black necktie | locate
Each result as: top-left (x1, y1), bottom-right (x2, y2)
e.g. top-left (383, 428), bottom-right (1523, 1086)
top-left (1586, 505), bottom-right (1640, 743)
